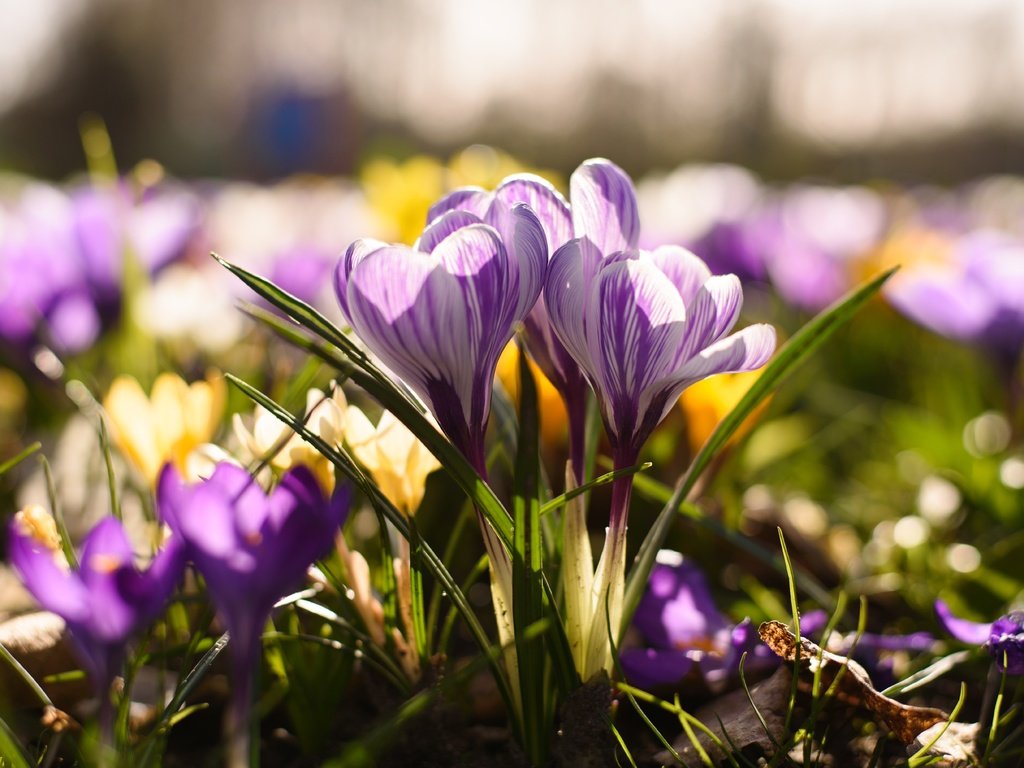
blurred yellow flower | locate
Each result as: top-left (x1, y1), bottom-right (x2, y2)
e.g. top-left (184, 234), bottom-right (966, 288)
top-left (345, 406), bottom-right (439, 516)
top-left (233, 387), bottom-right (346, 493)
top-left (360, 146), bottom-right (563, 245)
top-left (495, 343), bottom-right (568, 449)
top-left (104, 372), bottom-right (226, 486)
top-left (679, 370), bottom-right (768, 455)
top-left (360, 155), bottom-right (447, 244)
top-left (859, 226), bottom-right (956, 284)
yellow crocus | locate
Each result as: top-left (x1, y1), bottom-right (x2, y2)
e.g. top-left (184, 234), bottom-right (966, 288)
top-left (103, 372), bottom-right (226, 486)
top-left (232, 387), bottom-right (346, 493)
top-left (679, 370), bottom-right (768, 455)
top-left (344, 406), bottom-right (439, 516)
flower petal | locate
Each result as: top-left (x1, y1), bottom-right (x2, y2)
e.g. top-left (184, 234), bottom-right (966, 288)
top-left (649, 244), bottom-right (712, 307)
top-left (676, 274), bottom-right (744, 364)
top-left (415, 210), bottom-right (484, 254)
top-left (570, 158), bottom-right (640, 257)
top-left (7, 520), bottom-right (89, 622)
top-left (334, 238), bottom-right (388, 322)
top-left (491, 174), bottom-right (572, 252)
top-left (935, 599), bottom-right (992, 645)
top-left (426, 187), bottom-right (491, 223)
top-left (632, 555), bottom-right (729, 650)
top-left (544, 240), bottom-right (592, 373)
top-left (672, 323), bottom-right (776, 385)
top-left (586, 258), bottom-right (685, 451)
top-left (620, 647), bottom-right (696, 690)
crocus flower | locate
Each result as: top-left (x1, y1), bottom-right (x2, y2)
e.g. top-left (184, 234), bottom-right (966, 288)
top-left (624, 553), bottom-right (933, 692)
top-left (621, 551), bottom-right (777, 691)
top-left (886, 230), bottom-right (1024, 367)
top-left (233, 386), bottom-right (347, 493)
top-left (104, 372), bottom-right (226, 487)
top-left (335, 203), bottom-right (547, 473)
top-left (335, 203), bottom-right (547, 717)
top-left (936, 599), bottom-right (1024, 674)
top-left (427, 173), bottom-right (589, 481)
top-left (158, 462), bottom-right (350, 768)
top-left (545, 159), bottom-right (775, 679)
top-left (344, 404), bottom-right (440, 516)
top-left (7, 505), bottom-right (184, 740)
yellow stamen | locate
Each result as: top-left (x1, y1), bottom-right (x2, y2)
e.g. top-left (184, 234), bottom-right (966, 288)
top-left (14, 505), bottom-right (62, 551)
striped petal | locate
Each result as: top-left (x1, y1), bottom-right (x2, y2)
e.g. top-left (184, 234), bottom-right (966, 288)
top-left (586, 258), bottom-right (685, 452)
top-left (676, 274), bottom-right (743, 364)
top-left (570, 158), bottom-right (640, 258)
top-left (492, 174), bottom-right (573, 253)
top-left (427, 186), bottom-right (490, 223)
top-left (334, 238), bottom-right (387, 322)
top-left (545, 240), bottom-right (592, 377)
top-left (346, 226), bottom-right (515, 444)
top-left (672, 323), bottom-right (776, 385)
top-left (649, 244), bottom-right (712, 307)
top-left (415, 209), bottom-right (484, 253)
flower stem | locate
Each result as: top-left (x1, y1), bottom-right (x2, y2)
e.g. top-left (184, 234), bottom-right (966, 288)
top-left (583, 461), bottom-right (634, 680)
top-left (226, 639), bottom-right (257, 768)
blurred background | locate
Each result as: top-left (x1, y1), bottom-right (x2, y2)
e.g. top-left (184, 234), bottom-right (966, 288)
top-left (3, 0), bottom-right (1024, 182)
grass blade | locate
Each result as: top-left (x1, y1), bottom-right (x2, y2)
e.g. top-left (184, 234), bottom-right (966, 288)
top-left (225, 375), bottom-right (519, 722)
top-left (622, 268), bottom-right (896, 637)
top-left (0, 442), bottom-right (41, 476)
top-left (231, 297), bottom-right (514, 548)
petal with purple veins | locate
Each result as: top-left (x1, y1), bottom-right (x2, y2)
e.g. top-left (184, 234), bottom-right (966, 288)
top-left (571, 159), bottom-right (640, 258)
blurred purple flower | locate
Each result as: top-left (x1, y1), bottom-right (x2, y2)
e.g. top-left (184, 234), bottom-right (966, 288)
top-left (887, 230), bottom-right (1024, 363)
top-left (335, 206), bottom-right (547, 472)
top-left (158, 462), bottom-right (350, 763)
top-left (545, 160), bottom-right (775, 469)
top-left (620, 553), bottom-right (776, 691)
top-left (936, 599), bottom-right (1024, 674)
top-left (269, 246), bottom-right (334, 306)
top-left (624, 554), bottom-right (934, 692)
top-left (0, 181), bottom-right (199, 359)
top-left (7, 509), bottom-right (184, 718)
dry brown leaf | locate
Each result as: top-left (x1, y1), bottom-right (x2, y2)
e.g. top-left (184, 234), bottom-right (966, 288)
top-left (758, 620), bottom-right (949, 744)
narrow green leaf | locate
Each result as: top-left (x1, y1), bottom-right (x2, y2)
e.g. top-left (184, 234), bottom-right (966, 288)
top-left (0, 715), bottom-right (32, 768)
top-left (622, 268), bottom-right (896, 637)
top-left (225, 376), bottom-right (519, 721)
top-left (0, 442), bottom-right (41, 477)
top-left (539, 461), bottom-right (652, 516)
top-left (231, 295), bottom-right (514, 549)
top-left (511, 344), bottom-right (547, 766)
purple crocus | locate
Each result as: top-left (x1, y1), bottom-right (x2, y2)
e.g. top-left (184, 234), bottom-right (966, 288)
top-left (887, 230), bottom-right (1024, 368)
top-left (936, 599), bottom-right (1024, 674)
top-left (545, 159), bottom-right (774, 679)
top-left (427, 175), bottom-right (592, 481)
top-left (546, 159), bottom-right (776, 471)
top-left (621, 552), bottom-right (775, 691)
top-left (157, 462), bottom-right (350, 767)
top-left (335, 204), bottom-right (547, 474)
top-left (7, 506), bottom-right (184, 741)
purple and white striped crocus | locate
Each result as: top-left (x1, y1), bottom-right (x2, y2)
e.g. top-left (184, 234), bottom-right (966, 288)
top-left (546, 159), bottom-right (776, 679)
top-left (335, 206), bottom-right (547, 474)
top-left (335, 207), bottom-right (547, 713)
top-left (427, 176), bottom-right (592, 482)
